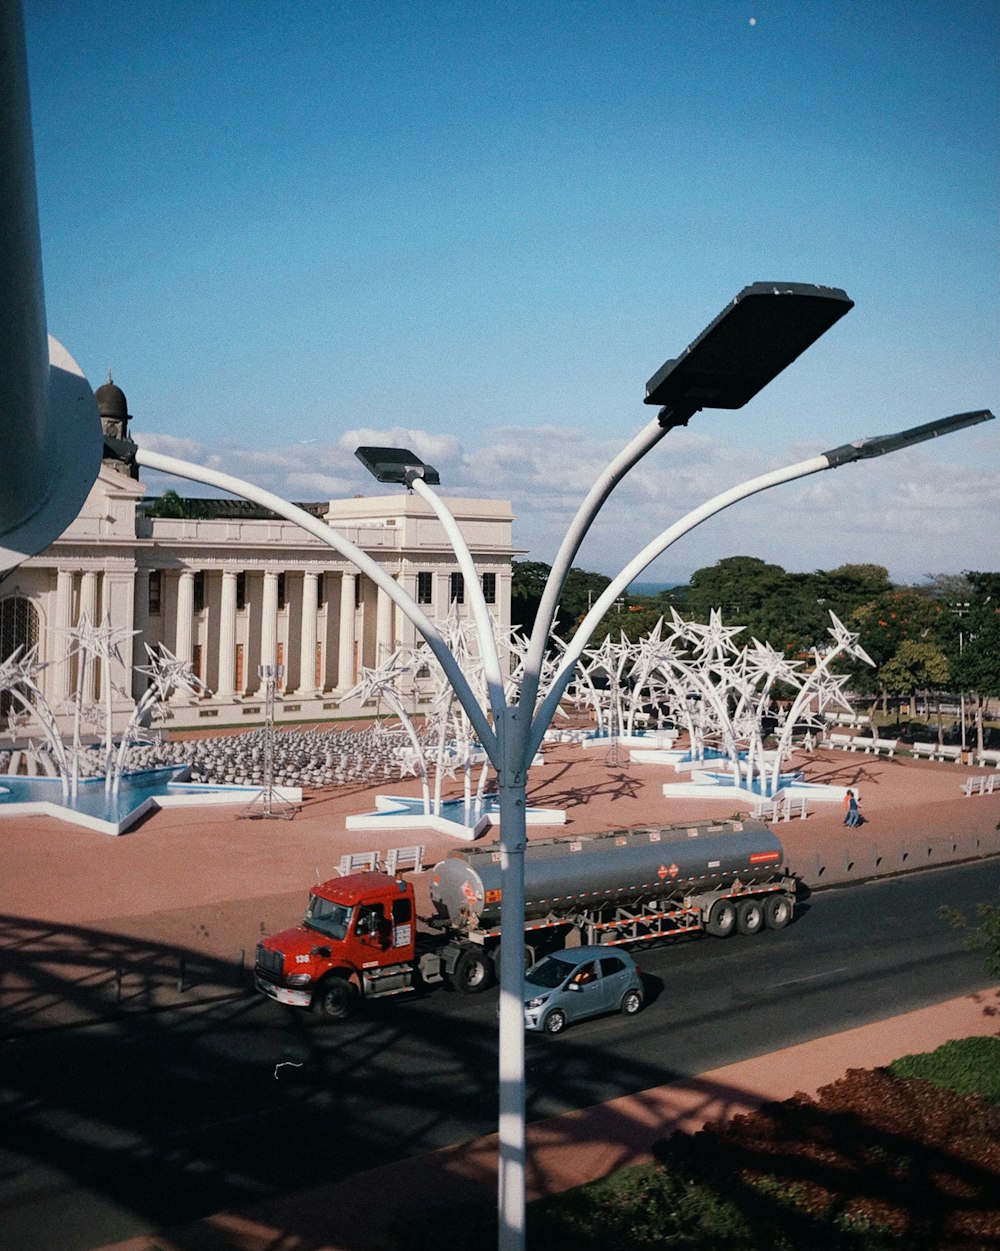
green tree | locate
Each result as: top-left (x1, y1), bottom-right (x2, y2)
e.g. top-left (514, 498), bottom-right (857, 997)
top-left (684, 555), bottom-right (787, 623)
top-left (510, 561), bottom-right (551, 635)
top-left (509, 561), bottom-right (612, 642)
top-left (879, 638), bottom-right (950, 721)
top-left (941, 571), bottom-right (1000, 755)
top-left (144, 490), bottom-right (208, 519)
top-left (942, 889), bottom-right (1000, 978)
top-left (848, 588), bottom-right (943, 709)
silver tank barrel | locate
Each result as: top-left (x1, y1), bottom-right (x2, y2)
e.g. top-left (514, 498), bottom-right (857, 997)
top-left (430, 818), bottom-right (785, 929)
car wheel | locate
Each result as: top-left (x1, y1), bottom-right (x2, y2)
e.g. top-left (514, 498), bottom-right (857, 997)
top-left (315, 976), bottom-right (357, 1021)
top-left (543, 1008), bottom-right (567, 1035)
top-left (620, 988), bottom-right (642, 1016)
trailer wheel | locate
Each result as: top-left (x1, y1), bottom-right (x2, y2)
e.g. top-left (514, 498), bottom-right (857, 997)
top-left (620, 988), bottom-right (643, 1016)
top-left (705, 899), bottom-right (737, 938)
top-left (763, 893), bottom-right (793, 930)
top-left (453, 947), bottom-right (495, 994)
top-left (736, 898), bottom-right (765, 935)
top-left (543, 1008), bottom-right (567, 1035)
top-left (314, 976), bottom-right (357, 1021)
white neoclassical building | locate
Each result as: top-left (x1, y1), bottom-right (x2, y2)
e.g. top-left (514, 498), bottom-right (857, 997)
top-left (1, 381), bottom-right (516, 733)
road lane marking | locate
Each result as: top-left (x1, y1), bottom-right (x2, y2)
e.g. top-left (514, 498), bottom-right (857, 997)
top-left (774, 966), bottom-right (849, 988)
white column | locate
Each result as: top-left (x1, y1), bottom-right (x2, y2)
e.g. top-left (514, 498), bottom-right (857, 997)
top-left (79, 570), bottom-right (99, 702)
top-left (132, 569), bottom-right (150, 699)
top-left (79, 569), bottom-right (98, 623)
top-left (174, 570), bottom-right (194, 666)
top-left (436, 570), bottom-right (452, 613)
top-left (54, 568), bottom-right (74, 701)
top-left (338, 571), bottom-right (356, 688)
top-left (296, 571), bottom-right (319, 696)
top-left (217, 570), bottom-right (238, 700)
top-left (261, 570), bottom-right (279, 672)
top-left (171, 570), bottom-right (195, 702)
top-left (375, 582), bottom-right (394, 664)
top-left (103, 568), bottom-right (136, 718)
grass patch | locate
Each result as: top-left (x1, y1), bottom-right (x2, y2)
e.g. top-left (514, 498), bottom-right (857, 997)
top-left (888, 1035), bottom-right (1000, 1104)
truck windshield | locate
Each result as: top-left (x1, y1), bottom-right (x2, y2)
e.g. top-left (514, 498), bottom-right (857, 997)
top-left (304, 896), bottom-right (352, 940)
top-left (525, 956), bottom-right (575, 989)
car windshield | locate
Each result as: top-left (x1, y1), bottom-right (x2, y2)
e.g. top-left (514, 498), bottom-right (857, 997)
top-left (304, 896), bottom-right (353, 940)
top-left (525, 956), bottom-right (576, 990)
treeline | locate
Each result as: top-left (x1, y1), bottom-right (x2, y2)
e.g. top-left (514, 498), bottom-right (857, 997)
top-left (511, 556), bottom-right (1000, 743)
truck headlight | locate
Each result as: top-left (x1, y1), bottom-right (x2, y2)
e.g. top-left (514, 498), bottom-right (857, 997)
top-left (285, 973), bottom-right (313, 987)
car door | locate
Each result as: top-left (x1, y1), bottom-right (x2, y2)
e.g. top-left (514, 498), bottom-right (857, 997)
top-left (564, 959), bottom-right (603, 1022)
top-left (598, 955), bottom-right (630, 1012)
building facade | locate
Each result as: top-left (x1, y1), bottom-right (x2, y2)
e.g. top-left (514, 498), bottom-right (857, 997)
top-left (0, 382), bottom-right (516, 733)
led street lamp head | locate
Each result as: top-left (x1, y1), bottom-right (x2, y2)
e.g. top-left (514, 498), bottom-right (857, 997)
top-left (823, 410), bottom-right (995, 467)
top-left (355, 445), bottom-right (441, 486)
top-left (645, 282), bottom-right (854, 421)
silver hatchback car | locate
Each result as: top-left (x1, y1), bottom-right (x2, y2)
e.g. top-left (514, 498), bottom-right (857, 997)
top-left (522, 945), bottom-right (643, 1034)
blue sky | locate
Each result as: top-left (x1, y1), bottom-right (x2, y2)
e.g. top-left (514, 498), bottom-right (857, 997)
top-left (24, 0), bottom-right (999, 585)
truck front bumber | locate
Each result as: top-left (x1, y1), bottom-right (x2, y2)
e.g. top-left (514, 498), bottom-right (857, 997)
top-left (255, 973), bottom-right (312, 1008)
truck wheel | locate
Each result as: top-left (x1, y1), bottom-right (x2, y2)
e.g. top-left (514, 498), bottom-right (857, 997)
top-left (543, 1008), bottom-right (567, 1035)
top-left (314, 976), bottom-right (357, 1021)
top-left (763, 894), bottom-right (793, 930)
top-left (453, 947), bottom-right (495, 994)
top-left (620, 989), bottom-right (643, 1016)
top-left (736, 898), bottom-right (764, 935)
top-left (705, 899), bottom-right (737, 938)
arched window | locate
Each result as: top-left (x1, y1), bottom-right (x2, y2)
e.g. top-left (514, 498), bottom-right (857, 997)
top-left (0, 596), bottom-right (41, 718)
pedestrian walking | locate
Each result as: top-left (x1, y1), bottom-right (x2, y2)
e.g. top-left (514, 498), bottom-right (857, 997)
top-left (843, 789), bottom-right (860, 827)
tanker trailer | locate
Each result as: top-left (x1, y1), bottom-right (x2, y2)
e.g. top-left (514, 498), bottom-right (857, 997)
top-left (255, 818), bottom-right (797, 1016)
top-left (427, 816), bottom-right (796, 991)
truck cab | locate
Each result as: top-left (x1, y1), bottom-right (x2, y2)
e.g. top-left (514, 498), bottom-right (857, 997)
top-left (255, 872), bottom-right (418, 1017)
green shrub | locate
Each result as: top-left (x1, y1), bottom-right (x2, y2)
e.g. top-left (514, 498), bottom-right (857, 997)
top-left (888, 1034), bottom-right (1000, 1102)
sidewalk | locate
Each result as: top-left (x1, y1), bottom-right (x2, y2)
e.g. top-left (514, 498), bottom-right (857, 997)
top-left (95, 987), bottom-right (1000, 1251)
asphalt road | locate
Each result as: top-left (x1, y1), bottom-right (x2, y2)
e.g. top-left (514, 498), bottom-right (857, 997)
top-left (1, 859), bottom-right (998, 1251)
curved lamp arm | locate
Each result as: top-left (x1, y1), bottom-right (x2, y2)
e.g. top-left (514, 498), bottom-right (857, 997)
top-left (133, 447), bottom-right (499, 755)
top-left (527, 408), bottom-right (995, 759)
top-left (408, 475), bottom-right (507, 727)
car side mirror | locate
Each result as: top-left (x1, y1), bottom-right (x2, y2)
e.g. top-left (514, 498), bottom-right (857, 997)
top-left (567, 982), bottom-right (582, 992)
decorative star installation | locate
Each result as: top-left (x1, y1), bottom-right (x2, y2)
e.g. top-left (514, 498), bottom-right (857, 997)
top-left (565, 607), bottom-right (877, 795)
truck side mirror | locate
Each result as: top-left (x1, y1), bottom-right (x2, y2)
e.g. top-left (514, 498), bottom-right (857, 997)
top-left (311, 945), bottom-right (331, 959)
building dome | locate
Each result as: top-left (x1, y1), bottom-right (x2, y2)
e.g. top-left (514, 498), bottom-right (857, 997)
top-left (95, 378), bottom-right (129, 421)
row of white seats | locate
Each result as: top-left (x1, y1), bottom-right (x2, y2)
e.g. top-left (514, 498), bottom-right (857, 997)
top-left (961, 773), bottom-right (1000, 797)
top-left (820, 734), bottom-right (897, 756)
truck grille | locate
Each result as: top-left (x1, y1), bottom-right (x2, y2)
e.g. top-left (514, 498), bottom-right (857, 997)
top-left (255, 943), bottom-right (283, 981)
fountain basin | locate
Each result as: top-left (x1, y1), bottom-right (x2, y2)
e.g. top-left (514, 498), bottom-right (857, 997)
top-left (0, 767), bottom-right (302, 835)
top-left (346, 792), bottom-right (567, 841)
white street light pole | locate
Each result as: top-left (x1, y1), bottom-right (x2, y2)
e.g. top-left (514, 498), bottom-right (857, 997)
top-left (136, 283), bottom-right (863, 1251)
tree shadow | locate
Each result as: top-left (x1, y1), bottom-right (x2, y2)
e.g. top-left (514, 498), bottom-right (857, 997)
top-left (2, 912), bottom-right (997, 1251)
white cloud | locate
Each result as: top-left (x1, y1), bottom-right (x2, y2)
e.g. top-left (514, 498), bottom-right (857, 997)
top-left (134, 421), bottom-right (998, 585)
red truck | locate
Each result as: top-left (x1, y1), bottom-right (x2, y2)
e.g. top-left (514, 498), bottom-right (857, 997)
top-left (254, 818), bottom-right (796, 1021)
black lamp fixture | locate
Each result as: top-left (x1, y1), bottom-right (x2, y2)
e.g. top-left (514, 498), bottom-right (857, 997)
top-left (355, 445), bottom-right (440, 486)
top-left (644, 282), bottom-right (855, 425)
